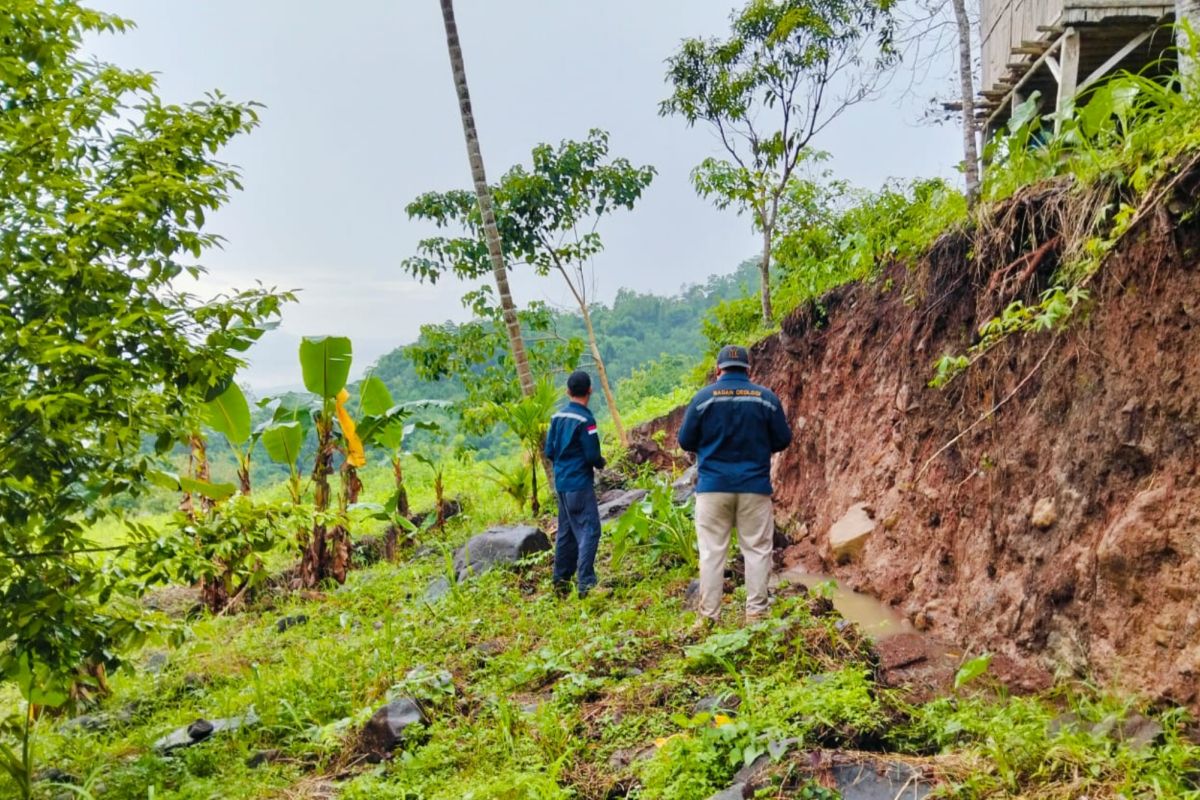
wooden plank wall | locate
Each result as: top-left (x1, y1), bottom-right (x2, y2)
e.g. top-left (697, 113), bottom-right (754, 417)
top-left (981, 0), bottom-right (1064, 88)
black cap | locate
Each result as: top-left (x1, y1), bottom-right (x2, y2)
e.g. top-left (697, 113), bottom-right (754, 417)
top-left (717, 345), bottom-right (750, 370)
top-left (567, 370), bottom-right (592, 397)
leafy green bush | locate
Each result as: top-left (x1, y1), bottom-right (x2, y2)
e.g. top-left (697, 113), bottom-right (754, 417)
top-left (984, 68), bottom-right (1200, 208)
top-left (610, 482), bottom-right (697, 570)
top-left (702, 177), bottom-right (967, 354)
top-left (638, 713), bottom-right (760, 800)
top-left (131, 497), bottom-right (293, 613)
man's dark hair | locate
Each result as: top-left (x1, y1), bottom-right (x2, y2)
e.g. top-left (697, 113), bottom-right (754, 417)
top-left (567, 370), bottom-right (592, 398)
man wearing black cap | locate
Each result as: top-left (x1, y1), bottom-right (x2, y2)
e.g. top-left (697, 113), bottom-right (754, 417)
top-left (544, 370), bottom-right (607, 598)
top-left (678, 345), bottom-right (792, 629)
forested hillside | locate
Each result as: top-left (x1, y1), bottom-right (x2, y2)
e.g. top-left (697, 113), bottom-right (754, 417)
top-left (363, 261), bottom-right (758, 425)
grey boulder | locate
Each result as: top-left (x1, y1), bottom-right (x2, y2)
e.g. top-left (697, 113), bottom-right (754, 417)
top-left (598, 489), bottom-right (648, 523)
top-left (453, 525), bottom-right (550, 581)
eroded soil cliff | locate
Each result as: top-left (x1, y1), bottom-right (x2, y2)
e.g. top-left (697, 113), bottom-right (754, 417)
top-left (641, 169), bottom-right (1200, 704)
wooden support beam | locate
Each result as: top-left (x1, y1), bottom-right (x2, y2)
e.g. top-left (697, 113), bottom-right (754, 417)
top-left (985, 30), bottom-right (1070, 135)
top-left (1078, 29), bottom-right (1154, 91)
top-left (1037, 24), bottom-right (1063, 33)
top-left (1055, 28), bottom-right (1081, 133)
top-left (1046, 54), bottom-right (1061, 83)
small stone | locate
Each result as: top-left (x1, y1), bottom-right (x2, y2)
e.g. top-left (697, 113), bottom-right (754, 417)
top-left (424, 576), bottom-right (451, 603)
top-left (474, 639), bottom-right (506, 659)
top-left (275, 614), bottom-right (308, 633)
top-left (608, 744), bottom-right (655, 770)
top-left (34, 767), bottom-right (78, 785)
top-left (143, 651), bottom-right (168, 675)
top-left (682, 579), bottom-right (701, 611)
top-left (187, 719), bottom-right (215, 741)
top-left (246, 749), bottom-right (280, 768)
top-left (1031, 497), bottom-right (1057, 529)
top-left (693, 693), bottom-right (741, 716)
top-left (767, 737), bottom-right (799, 759)
top-left (829, 503), bottom-right (875, 562)
top-left (182, 673), bottom-right (208, 691)
top-left (1118, 714), bottom-right (1164, 751)
top-left (360, 698), bottom-right (428, 757)
top-left (373, 620), bottom-right (384, 631)
top-left (61, 714), bottom-right (108, 733)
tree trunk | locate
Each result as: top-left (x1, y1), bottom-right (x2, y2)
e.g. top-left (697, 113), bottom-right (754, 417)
top-left (237, 455), bottom-right (251, 496)
top-left (759, 224), bottom-right (774, 326)
top-left (951, 0), bottom-right (981, 203)
top-left (529, 447), bottom-right (540, 517)
top-left (384, 456), bottom-right (410, 562)
top-left (393, 456), bottom-right (410, 518)
top-left (579, 302), bottom-right (627, 447)
top-left (180, 433), bottom-right (213, 518)
top-left (299, 415), bottom-right (341, 588)
top-left (439, 0), bottom-right (534, 398)
top-left (1180, 0), bottom-right (1200, 88)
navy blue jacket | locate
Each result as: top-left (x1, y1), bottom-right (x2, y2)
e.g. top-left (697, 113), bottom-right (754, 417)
top-left (677, 371), bottom-right (792, 495)
top-left (544, 401), bottom-right (604, 493)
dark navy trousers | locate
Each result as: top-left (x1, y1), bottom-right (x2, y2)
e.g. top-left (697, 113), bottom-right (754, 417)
top-left (553, 486), bottom-right (602, 596)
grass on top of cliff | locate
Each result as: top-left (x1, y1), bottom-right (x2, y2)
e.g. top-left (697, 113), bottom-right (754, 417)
top-left (9, 475), bottom-right (1200, 800)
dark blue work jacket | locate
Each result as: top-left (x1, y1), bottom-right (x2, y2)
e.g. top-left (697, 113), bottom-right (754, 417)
top-left (677, 371), bottom-right (792, 495)
top-left (544, 401), bottom-right (604, 493)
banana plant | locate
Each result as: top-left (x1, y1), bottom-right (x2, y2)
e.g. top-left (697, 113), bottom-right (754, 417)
top-left (203, 381), bottom-right (255, 494)
top-left (485, 378), bottom-right (558, 516)
top-left (413, 452), bottom-right (448, 530)
top-left (357, 375), bottom-right (445, 551)
top-left (296, 335), bottom-right (360, 587)
top-left (260, 417), bottom-right (306, 504)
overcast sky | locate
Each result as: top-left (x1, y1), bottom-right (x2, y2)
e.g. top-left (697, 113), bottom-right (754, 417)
top-left (88, 1), bottom-right (962, 390)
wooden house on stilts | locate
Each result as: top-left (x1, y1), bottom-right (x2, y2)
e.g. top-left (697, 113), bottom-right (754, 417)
top-left (979, 0), bottom-right (1179, 137)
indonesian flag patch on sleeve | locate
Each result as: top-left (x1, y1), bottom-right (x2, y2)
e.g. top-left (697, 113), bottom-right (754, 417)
top-left (587, 424), bottom-right (598, 435)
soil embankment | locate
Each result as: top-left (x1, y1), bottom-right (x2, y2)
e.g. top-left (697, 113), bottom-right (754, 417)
top-left (638, 169), bottom-right (1200, 705)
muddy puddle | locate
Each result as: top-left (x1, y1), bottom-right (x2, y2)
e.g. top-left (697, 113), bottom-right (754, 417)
top-left (773, 568), bottom-right (911, 640)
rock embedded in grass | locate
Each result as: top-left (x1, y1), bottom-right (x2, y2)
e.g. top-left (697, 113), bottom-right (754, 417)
top-left (424, 576), bottom-right (452, 603)
top-left (597, 488), bottom-right (648, 523)
top-left (359, 697), bottom-right (428, 759)
top-left (452, 525), bottom-right (551, 582)
top-left (153, 711), bottom-right (259, 753)
top-left (275, 613), bottom-right (309, 633)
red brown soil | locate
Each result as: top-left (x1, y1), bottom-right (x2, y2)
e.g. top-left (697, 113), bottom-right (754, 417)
top-left (637, 169), bottom-right (1200, 706)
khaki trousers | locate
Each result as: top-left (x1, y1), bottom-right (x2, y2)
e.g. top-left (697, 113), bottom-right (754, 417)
top-left (695, 492), bottom-right (775, 621)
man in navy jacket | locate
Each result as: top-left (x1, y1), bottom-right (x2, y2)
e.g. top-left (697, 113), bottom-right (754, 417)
top-left (544, 371), bottom-right (606, 598)
top-left (678, 345), bottom-right (792, 627)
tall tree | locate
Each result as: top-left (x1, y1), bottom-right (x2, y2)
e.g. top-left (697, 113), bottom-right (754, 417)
top-left (438, 0), bottom-right (535, 397)
top-left (893, 0), bottom-right (981, 203)
top-left (0, 3), bottom-right (287, 793)
top-left (406, 130), bottom-right (655, 447)
top-left (661, 0), bottom-right (897, 325)
top-left (951, 0), bottom-right (981, 202)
